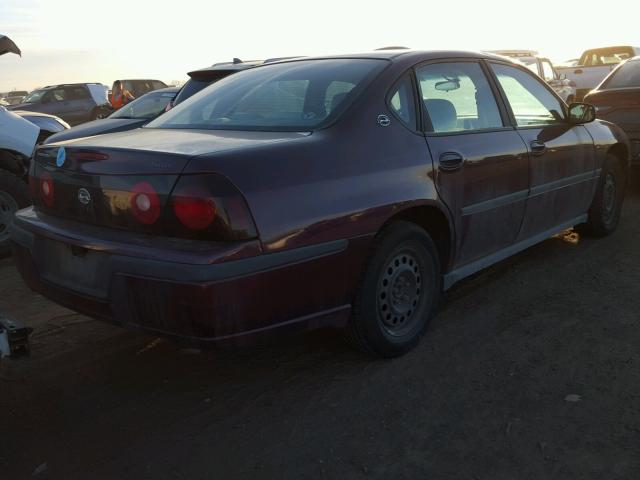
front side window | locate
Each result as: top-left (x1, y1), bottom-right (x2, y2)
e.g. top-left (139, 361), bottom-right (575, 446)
top-left (491, 63), bottom-right (564, 127)
top-left (22, 89), bottom-right (46, 103)
top-left (388, 74), bottom-right (417, 130)
top-left (416, 62), bottom-right (503, 133)
top-left (603, 60), bottom-right (640, 89)
top-left (541, 61), bottom-right (555, 82)
top-left (45, 89), bottom-right (66, 102)
top-left (147, 59), bottom-right (387, 131)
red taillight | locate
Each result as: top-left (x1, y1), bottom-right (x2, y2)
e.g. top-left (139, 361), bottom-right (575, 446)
top-left (39, 172), bottom-right (55, 207)
top-left (172, 186), bottom-right (217, 231)
top-left (130, 181), bottom-right (160, 225)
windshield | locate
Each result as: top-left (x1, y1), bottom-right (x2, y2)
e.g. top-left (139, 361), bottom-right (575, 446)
top-left (110, 90), bottom-right (176, 119)
top-left (147, 59), bottom-right (387, 131)
top-left (602, 60), bottom-right (640, 89)
top-left (22, 89), bottom-right (46, 103)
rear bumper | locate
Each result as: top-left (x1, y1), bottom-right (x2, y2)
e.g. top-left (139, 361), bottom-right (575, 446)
top-left (11, 208), bottom-right (369, 344)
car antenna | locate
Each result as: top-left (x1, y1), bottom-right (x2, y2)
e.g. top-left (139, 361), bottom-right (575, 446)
top-left (233, 57), bottom-right (243, 64)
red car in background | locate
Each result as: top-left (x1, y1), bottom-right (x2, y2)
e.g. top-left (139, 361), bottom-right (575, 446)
top-left (585, 56), bottom-right (640, 181)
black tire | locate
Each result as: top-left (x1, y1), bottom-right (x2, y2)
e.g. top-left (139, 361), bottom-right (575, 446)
top-left (91, 107), bottom-right (109, 120)
top-left (581, 154), bottom-right (626, 237)
top-left (0, 171), bottom-right (30, 256)
top-left (345, 221), bottom-right (441, 358)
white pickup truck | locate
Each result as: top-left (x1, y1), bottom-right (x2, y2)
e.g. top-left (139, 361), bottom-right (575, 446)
top-left (557, 46), bottom-right (640, 100)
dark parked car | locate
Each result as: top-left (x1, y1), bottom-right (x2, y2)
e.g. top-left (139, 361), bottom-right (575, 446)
top-left (8, 83), bottom-right (110, 126)
top-left (45, 87), bottom-right (178, 144)
top-left (585, 56), bottom-right (640, 180)
top-left (109, 79), bottom-right (167, 110)
top-left (12, 51), bottom-right (629, 357)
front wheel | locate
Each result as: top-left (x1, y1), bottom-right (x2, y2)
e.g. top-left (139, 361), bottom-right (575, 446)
top-left (345, 221), bottom-right (441, 358)
top-left (581, 154), bottom-right (626, 237)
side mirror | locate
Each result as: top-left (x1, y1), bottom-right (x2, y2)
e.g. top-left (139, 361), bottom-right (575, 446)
top-left (568, 102), bottom-right (596, 124)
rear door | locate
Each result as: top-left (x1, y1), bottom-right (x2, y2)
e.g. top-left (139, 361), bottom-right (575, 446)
top-left (488, 62), bottom-right (596, 240)
top-left (416, 60), bottom-right (530, 268)
top-left (64, 86), bottom-right (93, 125)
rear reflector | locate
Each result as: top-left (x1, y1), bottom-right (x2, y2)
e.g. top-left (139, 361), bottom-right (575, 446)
top-left (130, 181), bottom-right (160, 225)
top-left (39, 172), bottom-right (55, 208)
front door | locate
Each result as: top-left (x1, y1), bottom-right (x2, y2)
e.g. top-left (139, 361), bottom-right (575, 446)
top-left (416, 60), bottom-right (530, 269)
top-left (489, 62), bottom-right (596, 240)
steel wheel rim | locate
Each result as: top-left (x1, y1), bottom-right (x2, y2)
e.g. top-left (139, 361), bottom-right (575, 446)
top-left (0, 191), bottom-right (19, 243)
top-left (603, 172), bottom-right (616, 219)
top-left (377, 250), bottom-right (423, 337)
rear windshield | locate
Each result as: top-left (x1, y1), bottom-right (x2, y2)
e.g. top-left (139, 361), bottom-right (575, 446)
top-left (602, 60), bottom-right (640, 89)
top-left (580, 47), bottom-right (635, 66)
top-left (172, 74), bottom-right (230, 106)
top-left (147, 59), bottom-right (387, 131)
top-left (110, 90), bottom-right (176, 119)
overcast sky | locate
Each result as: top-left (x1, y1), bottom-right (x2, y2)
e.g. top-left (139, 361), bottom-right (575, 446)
top-left (1, 0), bottom-right (639, 92)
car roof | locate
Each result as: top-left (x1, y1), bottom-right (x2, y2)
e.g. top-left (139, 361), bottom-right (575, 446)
top-left (265, 49), bottom-right (514, 64)
top-left (40, 82), bottom-right (105, 90)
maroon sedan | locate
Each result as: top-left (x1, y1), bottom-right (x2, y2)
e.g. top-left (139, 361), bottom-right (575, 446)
top-left (585, 56), bottom-right (640, 180)
top-left (11, 51), bottom-right (629, 357)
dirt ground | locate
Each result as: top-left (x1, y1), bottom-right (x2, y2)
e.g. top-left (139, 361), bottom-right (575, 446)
top-left (2, 193), bottom-right (640, 480)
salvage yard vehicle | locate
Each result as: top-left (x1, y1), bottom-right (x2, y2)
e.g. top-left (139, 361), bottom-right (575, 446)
top-left (491, 50), bottom-right (576, 103)
top-left (45, 87), bottom-right (178, 144)
top-left (1, 90), bottom-right (29, 106)
top-left (8, 83), bottom-right (111, 125)
top-left (585, 56), bottom-right (640, 181)
top-left (12, 51), bottom-right (630, 357)
top-left (557, 46), bottom-right (640, 100)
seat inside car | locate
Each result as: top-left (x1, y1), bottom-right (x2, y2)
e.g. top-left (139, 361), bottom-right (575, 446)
top-left (425, 98), bottom-right (457, 132)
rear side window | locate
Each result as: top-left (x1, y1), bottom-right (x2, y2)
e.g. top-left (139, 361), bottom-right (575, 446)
top-left (416, 62), bottom-right (503, 133)
top-left (603, 60), bottom-right (640, 89)
top-left (388, 74), bottom-right (417, 130)
top-left (491, 63), bottom-right (564, 127)
top-left (66, 87), bottom-right (90, 100)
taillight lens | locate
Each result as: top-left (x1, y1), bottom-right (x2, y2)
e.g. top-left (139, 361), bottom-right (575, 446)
top-left (39, 171), bottom-right (55, 207)
top-left (169, 174), bottom-right (257, 240)
top-left (130, 181), bottom-right (160, 225)
top-left (172, 186), bottom-right (217, 230)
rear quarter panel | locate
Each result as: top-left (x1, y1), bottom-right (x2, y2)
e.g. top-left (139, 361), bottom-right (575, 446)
top-left (183, 63), bottom-right (448, 254)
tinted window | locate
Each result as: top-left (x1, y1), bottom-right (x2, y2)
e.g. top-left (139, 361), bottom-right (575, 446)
top-left (388, 74), bottom-right (416, 129)
top-left (110, 90), bottom-right (176, 119)
top-left (603, 60), bottom-right (640, 89)
top-left (66, 86), bottom-right (90, 100)
top-left (148, 59), bottom-right (386, 131)
top-left (45, 89), bottom-right (66, 102)
top-left (491, 63), bottom-right (564, 127)
top-left (416, 62), bottom-right (503, 133)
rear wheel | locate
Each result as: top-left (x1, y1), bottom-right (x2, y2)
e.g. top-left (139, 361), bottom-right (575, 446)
top-left (0, 171), bottom-right (30, 256)
top-left (346, 221), bottom-right (441, 358)
top-left (581, 154), bottom-right (626, 236)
